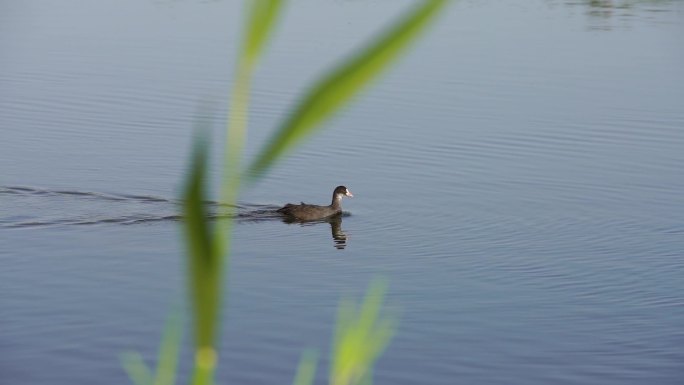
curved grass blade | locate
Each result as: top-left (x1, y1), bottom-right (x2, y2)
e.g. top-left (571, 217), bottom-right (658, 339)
top-left (330, 278), bottom-right (398, 385)
top-left (183, 133), bottom-right (224, 385)
top-left (217, 0), bottom-right (284, 251)
top-left (243, 0), bottom-right (284, 67)
top-left (221, 0), bottom-right (283, 205)
top-left (121, 352), bottom-right (154, 385)
top-left (186, 3), bottom-right (284, 384)
top-left (183, 134), bottom-right (220, 350)
top-left (154, 311), bottom-right (183, 385)
top-left (247, 0), bottom-right (448, 179)
top-left (120, 310), bottom-right (183, 385)
top-left (292, 349), bottom-right (319, 385)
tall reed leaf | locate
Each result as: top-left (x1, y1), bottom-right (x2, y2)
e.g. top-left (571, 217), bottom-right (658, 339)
top-left (187, 2), bottom-right (284, 384)
top-left (247, 0), bottom-right (448, 178)
top-left (187, 0), bottom-right (284, 352)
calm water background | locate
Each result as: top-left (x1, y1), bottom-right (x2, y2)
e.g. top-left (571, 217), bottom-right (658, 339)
top-left (2, 1), bottom-right (683, 384)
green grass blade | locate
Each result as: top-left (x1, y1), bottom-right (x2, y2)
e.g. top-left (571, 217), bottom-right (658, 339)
top-left (121, 352), bottom-right (154, 385)
top-left (183, 133), bottom-right (223, 385)
top-left (183, 134), bottom-right (220, 350)
top-left (356, 278), bottom-right (388, 339)
top-left (185, 3), bottom-right (285, 383)
top-left (221, 0), bottom-right (283, 195)
top-left (216, 0), bottom-right (284, 252)
top-left (154, 311), bottom-right (183, 385)
top-left (330, 279), bottom-right (398, 385)
top-left (247, 0), bottom-right (448, 179)
top-left (120, 311), bottom-right (183, 385)
top-left (243, 0), bottom-right (284, 66)
top-left (292, 349), bottom-right (319, 385)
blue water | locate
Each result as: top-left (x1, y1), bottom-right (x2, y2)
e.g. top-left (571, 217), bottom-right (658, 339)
top-left (2, 1), bottom-right (683, 384)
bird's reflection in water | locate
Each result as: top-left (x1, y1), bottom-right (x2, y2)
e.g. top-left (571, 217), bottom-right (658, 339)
top-left (282, 213), bottom-right (348, 250)
top-left (328, 215), bottom-right (347, 249)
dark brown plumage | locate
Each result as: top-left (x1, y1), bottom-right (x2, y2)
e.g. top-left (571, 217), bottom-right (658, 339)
top-left (277, 186), bottom-right (353, 221)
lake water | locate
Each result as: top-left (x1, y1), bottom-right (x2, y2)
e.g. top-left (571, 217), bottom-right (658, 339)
top-left (2, 1), bottom-right (683, 384)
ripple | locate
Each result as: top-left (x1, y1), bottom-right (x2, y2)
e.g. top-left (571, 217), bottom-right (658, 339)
top-left (0, 186), bottom-right (285, 229)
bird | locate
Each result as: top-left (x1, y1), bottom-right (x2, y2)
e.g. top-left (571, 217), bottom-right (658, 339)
top-left (277, 185), bottom-right (353, 221)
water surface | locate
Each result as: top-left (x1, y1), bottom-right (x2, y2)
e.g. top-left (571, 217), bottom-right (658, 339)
top-left (2, 1), bottom-right (683, 384)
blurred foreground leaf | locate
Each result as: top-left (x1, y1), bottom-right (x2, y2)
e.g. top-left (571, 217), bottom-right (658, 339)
top-left (243, 0), bottom-right (284, 67)
top-left (124, 0), bottom-right (443, 384)
top-left (292, 349), bottom-right (319, 385)
top-left (121, 311), bottom-right (183, 385)
top-left (330, 279), bottom-right (398, 385)
top-left (121, 352), bottom-right (153, 385)
top-left (183, 134), bottom-right (223, 385)
top-left (186, 2), bottom-right (284, 384)
top-left (222, 0), bottom-right (284, 204)
top-left (248, 0), bottom-right (448, 179)
top-left (218, 0), bottom-right (283, 256)
top-left (184, 135), bottom-right (219, 349)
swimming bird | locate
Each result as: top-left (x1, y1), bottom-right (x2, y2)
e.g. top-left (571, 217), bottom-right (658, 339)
top-left (277, 186), bottom-right (353, 221)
